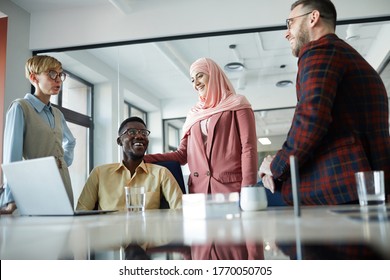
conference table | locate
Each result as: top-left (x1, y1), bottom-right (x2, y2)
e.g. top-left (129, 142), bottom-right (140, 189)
top-left (1, 204), bottom-right (389, 260)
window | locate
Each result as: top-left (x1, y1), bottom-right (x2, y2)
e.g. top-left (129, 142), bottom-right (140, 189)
top-left (167, 124), bottom-right (180, 151)
top-left (52, 70), bottom-right (93, 206)
top-left (124, 101), bottom-right (147, 122)
top-left (163, 118), bottom-right (185, 152)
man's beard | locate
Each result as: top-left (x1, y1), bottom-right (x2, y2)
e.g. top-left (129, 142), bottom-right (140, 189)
top-left (292, 21), bottom-right (310, 57)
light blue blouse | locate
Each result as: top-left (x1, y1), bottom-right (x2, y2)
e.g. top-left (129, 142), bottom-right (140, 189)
top-left (1, 94), bottom-right (76, 206)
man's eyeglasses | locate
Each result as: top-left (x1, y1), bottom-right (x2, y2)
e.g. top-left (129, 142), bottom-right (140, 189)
top-left (119, 128), bottom-right (151, 137)
top-left (46, 70), bottom-right (67, 82)
top-left (286, 11), bottom-right (313, 30)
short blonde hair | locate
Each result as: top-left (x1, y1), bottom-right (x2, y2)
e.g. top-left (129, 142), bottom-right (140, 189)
top-left (25, 55), bottom-right (62, 79)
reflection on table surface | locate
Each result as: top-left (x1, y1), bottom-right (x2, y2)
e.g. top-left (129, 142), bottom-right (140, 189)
top-left (0, 204), bottom-right (389, 260)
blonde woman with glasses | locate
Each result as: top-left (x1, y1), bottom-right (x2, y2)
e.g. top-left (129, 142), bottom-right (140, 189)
top-left (1, 55), bottom-right (76, 214)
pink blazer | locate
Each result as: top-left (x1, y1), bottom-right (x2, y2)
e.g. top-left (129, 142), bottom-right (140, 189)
top-left (144, 108), bottom-right (258, 194)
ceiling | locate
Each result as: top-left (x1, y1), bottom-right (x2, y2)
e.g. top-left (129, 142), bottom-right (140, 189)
top-left (8, 0), bottom-right (390, 152)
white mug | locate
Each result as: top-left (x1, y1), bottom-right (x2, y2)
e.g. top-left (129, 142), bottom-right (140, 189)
top-left (240, 186), bottom-right (268, 211)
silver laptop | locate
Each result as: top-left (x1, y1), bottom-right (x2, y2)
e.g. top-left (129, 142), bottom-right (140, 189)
top-left (1, 156), bottom-right (116, 216)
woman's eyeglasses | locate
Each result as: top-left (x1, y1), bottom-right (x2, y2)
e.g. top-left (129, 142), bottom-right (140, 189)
top-left (46, 70), bottom-right (67, 82)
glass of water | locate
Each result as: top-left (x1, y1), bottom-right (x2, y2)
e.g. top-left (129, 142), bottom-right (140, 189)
top-left (125, 186), bottom-right (145, 212)
top-left (355, 170), bottom-right (385, 206)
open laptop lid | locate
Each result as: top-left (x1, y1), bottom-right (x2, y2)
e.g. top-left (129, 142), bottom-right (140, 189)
top-left (1, 157), bottom-right (116, 216)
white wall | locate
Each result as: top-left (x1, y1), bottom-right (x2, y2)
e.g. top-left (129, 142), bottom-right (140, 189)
top-left (365, 24), bottom-right (390, 70)
top-left (94, 82), bottom-right (118, 166)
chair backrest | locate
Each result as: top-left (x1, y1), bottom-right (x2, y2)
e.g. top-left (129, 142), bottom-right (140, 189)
top-left (154, 161), bottom-right (186, 209)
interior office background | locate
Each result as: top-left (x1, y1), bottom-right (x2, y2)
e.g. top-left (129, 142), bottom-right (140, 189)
top-left (0, 0), bottom-right (389, 206)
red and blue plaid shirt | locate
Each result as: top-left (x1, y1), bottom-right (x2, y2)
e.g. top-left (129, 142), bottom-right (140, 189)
top-left (272, 33), bottom-right (390, 205)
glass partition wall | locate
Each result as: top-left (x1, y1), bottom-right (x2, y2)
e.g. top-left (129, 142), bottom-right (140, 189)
top-left (36, 18), bottom-right (390, 184)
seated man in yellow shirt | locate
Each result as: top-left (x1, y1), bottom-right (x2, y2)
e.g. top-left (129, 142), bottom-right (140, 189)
top-left (76, 116), bottom-right (183, 211)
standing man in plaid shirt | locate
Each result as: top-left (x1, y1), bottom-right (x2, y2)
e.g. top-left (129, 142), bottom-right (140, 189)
top-left (259, 0), bottom-right (390, 205)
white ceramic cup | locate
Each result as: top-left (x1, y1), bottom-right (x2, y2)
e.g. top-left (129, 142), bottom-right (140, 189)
top-left (240, 186), bottom-right (268, 211)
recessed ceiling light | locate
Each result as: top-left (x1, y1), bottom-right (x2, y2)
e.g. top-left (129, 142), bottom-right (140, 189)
top-left (224, 62), bottom-right (245, 72)
top-left (258, 137), bottom-right (272, 145)
top-left (276, 80), bottom-right (293, 88)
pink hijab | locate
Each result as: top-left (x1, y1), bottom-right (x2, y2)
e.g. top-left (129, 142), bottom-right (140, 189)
top-left (182, 57), bottom-right (252, 136)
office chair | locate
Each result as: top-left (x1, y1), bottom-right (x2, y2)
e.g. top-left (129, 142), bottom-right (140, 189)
top-left (154, 161), bottom-right (187, 209)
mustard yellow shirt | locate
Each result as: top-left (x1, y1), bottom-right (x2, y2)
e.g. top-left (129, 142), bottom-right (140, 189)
top-left (76, 161), bottom-right (183, 210)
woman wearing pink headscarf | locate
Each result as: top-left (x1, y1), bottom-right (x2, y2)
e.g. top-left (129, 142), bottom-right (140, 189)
top-left (144, 57), bottom-right (258, 194)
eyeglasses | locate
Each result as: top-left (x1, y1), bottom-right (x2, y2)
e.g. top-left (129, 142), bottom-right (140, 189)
top-left (46, 70), bottom-right (67, 82)
top-left (286, 11), bottom-right (313, 29)
top-left (119, 128), bottom-right (151, 138)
